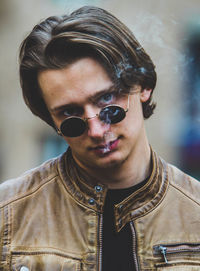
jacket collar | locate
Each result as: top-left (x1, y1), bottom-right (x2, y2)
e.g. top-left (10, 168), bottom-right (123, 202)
top-left (58, 147), bottom-right (169, 231)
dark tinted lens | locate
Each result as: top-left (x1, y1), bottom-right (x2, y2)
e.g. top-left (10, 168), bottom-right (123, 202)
top-left (99, 105), bottom-right (126, 124)
top-left (60, 117), bottom-right (86, 137)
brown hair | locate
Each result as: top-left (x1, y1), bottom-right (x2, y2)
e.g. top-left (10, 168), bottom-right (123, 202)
top-left (19, 6), bottom-right (157, 129)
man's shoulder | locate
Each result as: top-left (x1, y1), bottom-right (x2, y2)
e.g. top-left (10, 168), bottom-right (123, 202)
top-left (166, 161), bottom-right (200, 205)
top-left (0, 155), bottom-right (63, 208)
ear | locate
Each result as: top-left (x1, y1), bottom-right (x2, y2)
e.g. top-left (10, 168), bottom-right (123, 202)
top-left (140, 88), bottom-right (152, 103)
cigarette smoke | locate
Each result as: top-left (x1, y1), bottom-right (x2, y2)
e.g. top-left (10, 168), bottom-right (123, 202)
top-left (129, 11), bottom-right (195, 76)
top-left (103, 130), bottom-right (116, 143)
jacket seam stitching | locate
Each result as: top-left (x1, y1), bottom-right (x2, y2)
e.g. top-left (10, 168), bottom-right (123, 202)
top-left (130, 172), bottom-right (169, 222)
top-left (10, 246), bottom-right (82, 257)
top-left (132, 185), bottom-right (169, 222)
top-left (0, 174), bottom-right (59, 209)
top-left (1, 205), bottom-right (11, 269)
top-left (170, 182), bottom-right (200, 206)
top-left (11, 250), bottom-right (81, 260)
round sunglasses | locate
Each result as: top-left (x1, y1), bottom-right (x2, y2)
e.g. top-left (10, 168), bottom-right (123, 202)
top-left (58, 95), bottom-right (130, 137)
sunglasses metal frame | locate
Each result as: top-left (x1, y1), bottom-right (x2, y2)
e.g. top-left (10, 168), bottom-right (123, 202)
top-left (57, 94), bottom-right (130, 137)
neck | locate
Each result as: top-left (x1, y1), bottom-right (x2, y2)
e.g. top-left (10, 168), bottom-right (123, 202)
top-left (103, 144), bottom-right (151, 189)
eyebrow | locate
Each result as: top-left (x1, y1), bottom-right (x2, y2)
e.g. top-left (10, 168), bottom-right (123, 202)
top-left (50, 85), bottom-right (115, 113)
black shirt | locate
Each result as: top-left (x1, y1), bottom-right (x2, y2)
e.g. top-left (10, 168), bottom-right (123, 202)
top-left (102, 178), bottom-right (148, 271)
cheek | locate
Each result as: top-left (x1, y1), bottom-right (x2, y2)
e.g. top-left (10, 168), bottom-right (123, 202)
top-left (63, 137), bottom-right (75, 147)
top-left (63, 137), bottom-right (84, 150)
top-left (122, 104), bottom-right (143, 134)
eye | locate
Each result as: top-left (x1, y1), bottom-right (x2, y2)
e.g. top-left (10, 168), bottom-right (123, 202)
top-left (63, 107), bottom-right (83, 117)
top-left (98, 92), bottom-right (116, 106)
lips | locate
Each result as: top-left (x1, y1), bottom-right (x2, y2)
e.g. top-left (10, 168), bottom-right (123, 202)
top-left (90, 138), bottom-right (119, 155)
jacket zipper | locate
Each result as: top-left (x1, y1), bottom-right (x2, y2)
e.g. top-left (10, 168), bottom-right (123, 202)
top-left (130, 221), bottom-right (139, 271)
top-left (154, 243), bottom-right (200, 264)
top-left (98, 214), bottom-right (103, 271)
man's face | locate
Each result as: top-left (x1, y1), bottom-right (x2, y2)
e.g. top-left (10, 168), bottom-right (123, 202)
top-left (38, 58), bottom-right (151, 171)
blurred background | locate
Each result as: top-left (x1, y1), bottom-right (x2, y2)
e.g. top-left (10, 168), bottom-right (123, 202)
top-left (1, 0), bottom-right (200, 181)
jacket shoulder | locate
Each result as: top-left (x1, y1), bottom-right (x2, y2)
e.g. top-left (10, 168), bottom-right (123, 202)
top-left (0, 155), bottom-right (62, 208)
top-left (167, 162), bottom-right (200, 205)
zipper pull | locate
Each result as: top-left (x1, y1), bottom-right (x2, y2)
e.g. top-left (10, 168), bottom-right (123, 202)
top-left (158, 245), bottom-right (168, 264)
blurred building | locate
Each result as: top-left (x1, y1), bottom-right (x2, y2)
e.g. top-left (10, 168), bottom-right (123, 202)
top-left (1, 0), bottom-right (200, 181)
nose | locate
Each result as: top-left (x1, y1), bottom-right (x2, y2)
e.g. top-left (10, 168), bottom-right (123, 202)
top-left (87, 116), bottom-right (110, 139)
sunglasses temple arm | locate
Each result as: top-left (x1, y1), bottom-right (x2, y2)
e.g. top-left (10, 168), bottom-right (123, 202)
top-left (56, 128), bottom-right (62, 136)
top-left (125, 94), bottom-right (130, 113)
top-left (125, 89), bottom-right (140, 113)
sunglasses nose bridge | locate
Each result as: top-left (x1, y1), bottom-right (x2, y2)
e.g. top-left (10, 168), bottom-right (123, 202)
top-left (85, 113), bottom-right (99, 122)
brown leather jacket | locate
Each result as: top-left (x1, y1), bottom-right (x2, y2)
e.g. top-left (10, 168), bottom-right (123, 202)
top-left (0, 148), bottom-right (200, 271)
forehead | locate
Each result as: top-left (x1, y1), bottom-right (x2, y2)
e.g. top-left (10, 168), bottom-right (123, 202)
top-left (38, 57), bottom-right (114, 109)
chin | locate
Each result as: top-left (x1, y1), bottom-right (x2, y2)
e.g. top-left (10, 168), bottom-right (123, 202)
top-left (94, 153), bottom-right (126, 169)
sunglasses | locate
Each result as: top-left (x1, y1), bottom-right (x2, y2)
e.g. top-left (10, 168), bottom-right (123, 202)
top-left (58, 95), bottom-right (130, 138)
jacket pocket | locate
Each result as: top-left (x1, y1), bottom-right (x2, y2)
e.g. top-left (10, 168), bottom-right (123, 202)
top-left (153, 243), bottom-right (200, 270)
top-left (11, 252), bottom-right (82, 271)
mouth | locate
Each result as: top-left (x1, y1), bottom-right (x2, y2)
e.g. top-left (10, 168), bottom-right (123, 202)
top-left (90, 138), bottom-right (120, 155)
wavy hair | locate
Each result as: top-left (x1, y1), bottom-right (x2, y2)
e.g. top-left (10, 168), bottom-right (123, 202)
top-left (19, 6), bottom-right (157, 129)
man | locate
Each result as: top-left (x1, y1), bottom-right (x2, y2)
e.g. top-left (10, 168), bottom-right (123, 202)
top-left (1, 6), bottom-right (200, 271)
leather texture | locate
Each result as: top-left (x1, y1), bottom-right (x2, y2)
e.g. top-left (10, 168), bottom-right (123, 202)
top-left (0, 148), bottom-right (200, 270)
